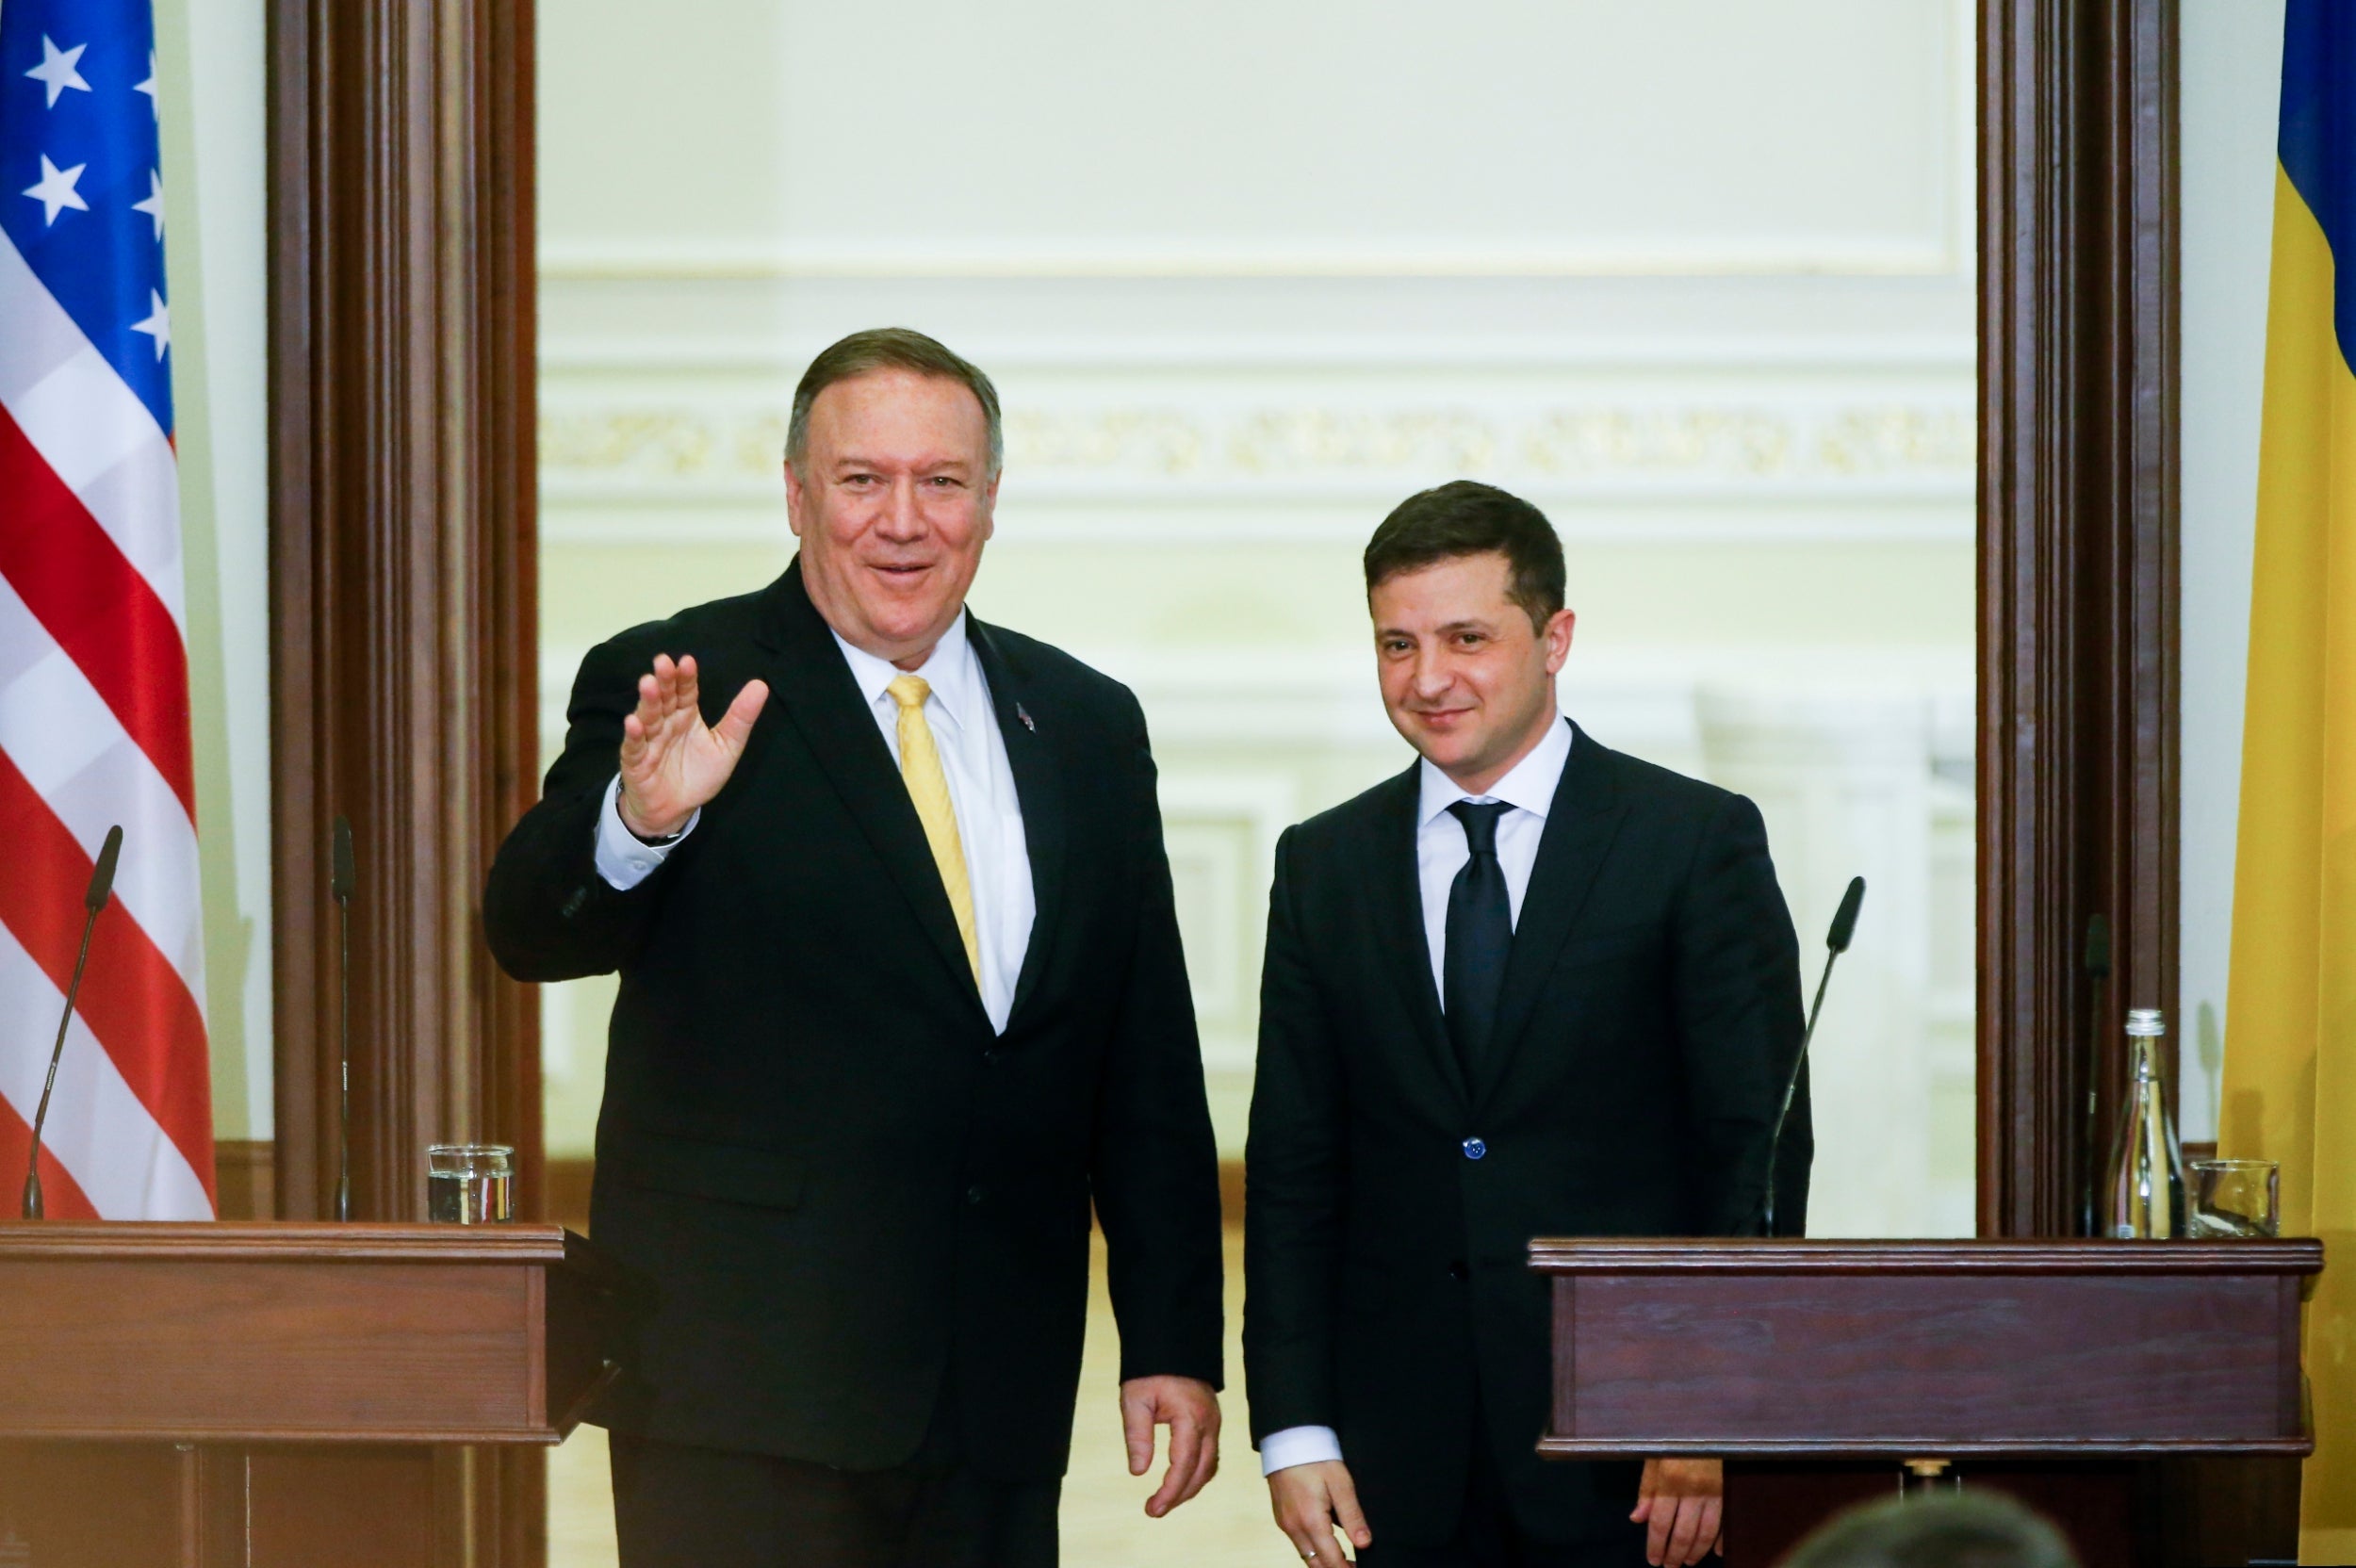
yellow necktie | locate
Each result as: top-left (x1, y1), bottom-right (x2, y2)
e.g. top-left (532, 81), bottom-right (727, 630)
top-left (887, 674), bottom-right (981, 987)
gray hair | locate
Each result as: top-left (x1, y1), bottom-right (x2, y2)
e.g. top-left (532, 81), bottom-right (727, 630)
top-left (783, 327), bottom-right (1004, 478)
top-left (1782, 1494), bottom-right (2079, 1568)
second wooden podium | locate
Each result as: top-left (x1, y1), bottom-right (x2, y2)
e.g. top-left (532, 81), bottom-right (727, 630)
top-left (0, 1221), bottom-right (615, 1568)
top-left (1531, 1237), bottom-right (2320, 1568)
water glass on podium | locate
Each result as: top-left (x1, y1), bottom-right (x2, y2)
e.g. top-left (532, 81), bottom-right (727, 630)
top-left (2188, 1158), bottom-right (2280, 1238)
top-left (427, 1143), bottom-right (515, 1223)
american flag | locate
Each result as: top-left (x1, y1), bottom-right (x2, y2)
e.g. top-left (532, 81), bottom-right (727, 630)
top-left (0, 0), bottom-right (214, 1218)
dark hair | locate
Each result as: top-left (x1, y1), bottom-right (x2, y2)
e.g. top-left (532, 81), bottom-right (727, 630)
top-left (1362, 480), bottom-right (1565, 631)
top-left (1781, 1494), bottom-right (2079, 1568)
top-left (785, 328), bottom-right (1003, 476)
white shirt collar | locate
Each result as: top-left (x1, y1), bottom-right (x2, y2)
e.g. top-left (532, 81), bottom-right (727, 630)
top-left (1416, 713), bottom-right (1574, 827)
top-left (831, 610), bottom-right (981, 737)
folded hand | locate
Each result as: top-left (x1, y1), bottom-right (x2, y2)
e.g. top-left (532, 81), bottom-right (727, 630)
top-left (1631, 1456), bottom-right (1724, 1567)
top-left (1120, 1375), bottom-right (1220, 1518)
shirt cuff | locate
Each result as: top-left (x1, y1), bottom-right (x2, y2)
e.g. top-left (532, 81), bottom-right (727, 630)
top-left (593, 775), bottom-right (698, 890)
top-left (1260, 1425), bottom-right (1344, 1476)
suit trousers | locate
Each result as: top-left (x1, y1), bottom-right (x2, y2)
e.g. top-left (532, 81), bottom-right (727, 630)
top-left (610, 1385), bottom-right (1060, 1568)
top-left (1355, 1404), bottom-right (1648, 1568)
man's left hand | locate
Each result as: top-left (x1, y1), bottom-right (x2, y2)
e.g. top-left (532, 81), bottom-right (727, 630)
top-left (1119, 1375), bottom-right (1220, 1517)
top-left (1630, 1457), bottom-right (1723, 1567)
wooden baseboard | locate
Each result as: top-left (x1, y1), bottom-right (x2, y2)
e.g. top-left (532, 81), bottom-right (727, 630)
top-left (541, 1156), bottom-right (1247, 1237)
top-left (214, 1139), bottom-right (275, 1220)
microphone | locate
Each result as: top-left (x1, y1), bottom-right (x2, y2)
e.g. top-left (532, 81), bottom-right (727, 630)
top-left (1760, 875), bottom-right (1865, 1237)
top-left (332, 814), bottom-right (356, 1222)
top-left (24, 825), bottom-right (123, 1219)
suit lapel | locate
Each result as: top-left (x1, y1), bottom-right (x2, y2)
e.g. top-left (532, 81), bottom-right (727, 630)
top-left (1369, 766), bottom-right (1468, 1110)
top-left (1472, 726), bottom-right (1628, 1113)
top-left (968, 618), bottom-right (1065, 1023)
top-left (756, 562), bottom-right (985, 1016)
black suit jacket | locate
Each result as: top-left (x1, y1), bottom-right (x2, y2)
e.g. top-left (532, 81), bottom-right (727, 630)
top-left (1242, 727), bottom-right (1809, 1547)
top-left (484, 562), bottom-right (1224, 1479)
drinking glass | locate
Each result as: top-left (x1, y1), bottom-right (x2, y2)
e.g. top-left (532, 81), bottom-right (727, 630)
top-left (2188, 1158), bottom-right (2280, 1239)
top-left (427, 1143), bottom-right (515, 1224)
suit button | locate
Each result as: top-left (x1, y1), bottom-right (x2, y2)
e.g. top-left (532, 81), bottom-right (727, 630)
top-left (966, 1185), bottom-right (987, 1206)
top-left (1463, 1137), bottom-right (1487, 1160)
top-left (982, 1048), bottom-right (1005, 1068)
top-left (1448, 1260), bottom-right (1469, 1282)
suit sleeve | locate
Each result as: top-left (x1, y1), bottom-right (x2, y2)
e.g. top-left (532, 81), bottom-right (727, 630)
top-left (482, 632), bottom-right (676, 983)
top-left (1240, 825), bottom-right (1348, 1442)
top-left (1672, 792), bottom-right (1811, 1236)
top-left (1089, 694), bottom-right (1227, 1388)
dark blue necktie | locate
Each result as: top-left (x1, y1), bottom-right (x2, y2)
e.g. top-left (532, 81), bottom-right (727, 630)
top-left (1444, 801), bottom-right (1513, 1088)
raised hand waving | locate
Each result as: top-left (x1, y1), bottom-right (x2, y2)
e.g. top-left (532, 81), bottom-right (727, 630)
top-left (616, 653), bottom-right (769, 839)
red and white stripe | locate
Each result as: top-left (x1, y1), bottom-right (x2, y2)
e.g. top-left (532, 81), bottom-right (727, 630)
top-left (0, 228), bottom-right (213, 1219)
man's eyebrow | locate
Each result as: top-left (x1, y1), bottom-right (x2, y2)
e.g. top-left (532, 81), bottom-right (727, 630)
top-left (830, 454), bottom-right (974, 473)
top-left (1373, 616), bottom-right (1496, 639)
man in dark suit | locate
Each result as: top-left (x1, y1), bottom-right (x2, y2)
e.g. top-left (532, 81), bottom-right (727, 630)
top-left (485, 329), bottom-right (1225, 1568)
top-left (1244, 482), bottom-right (1810, 1568)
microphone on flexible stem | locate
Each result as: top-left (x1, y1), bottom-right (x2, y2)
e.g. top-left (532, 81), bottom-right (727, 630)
top-left (331, 815), bottom-right (356, 1223)
top-left (1760, 875), bottom-right (1865, 1237)
top-left (24, 825), bottom-right (123, 1220)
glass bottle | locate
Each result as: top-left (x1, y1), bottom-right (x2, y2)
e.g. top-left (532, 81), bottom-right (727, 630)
top-left (2104, 1008), bottom-right (2186, 1238)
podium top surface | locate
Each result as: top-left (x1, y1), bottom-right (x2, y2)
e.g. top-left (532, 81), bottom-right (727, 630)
top-left (0, 1222), bottom-right (612, 1444)
top-left (0, 1220), bottom-right (577, 1264)
top-left (1532, 1236), bottom-right (2320, 1458)
top-left (1528, 1237), bottom-right (2324, 1278)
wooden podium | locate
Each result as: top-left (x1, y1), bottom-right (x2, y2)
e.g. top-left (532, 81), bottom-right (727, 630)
top-left (1531, 1238), bottom-right (2321, 1568)
top-left (0, 1222), bottom-right (615, 1568)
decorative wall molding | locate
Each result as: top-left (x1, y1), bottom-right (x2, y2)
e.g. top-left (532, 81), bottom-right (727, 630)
top-left (534, 236), bottom-right (1969, 284)
top-left (536, 334), bottom-right (1981, 376)
top-left (537, 399), bottom-right (1976, 525)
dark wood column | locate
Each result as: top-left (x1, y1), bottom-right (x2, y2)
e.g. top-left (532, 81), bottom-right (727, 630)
top-left (1978, 0), bottom-right (2179, 1242)
top-left (268, 0), bottom-right (542, 1560)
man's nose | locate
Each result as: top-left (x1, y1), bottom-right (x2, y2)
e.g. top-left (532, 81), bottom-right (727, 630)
top-left (875, 479), bottom-right (925, 540)
top-left (1411, 648), bottom-right (1452, 699)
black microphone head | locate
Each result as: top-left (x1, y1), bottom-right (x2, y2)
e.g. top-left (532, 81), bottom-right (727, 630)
top-left (86, 825), bottom-right (123, 913)
top-left (1826, 875), bottom-right (1865, 953)
top-left (2084, 912), bottom-right (2112, 978)
top-left (331, 814), bottom-right (356, 902)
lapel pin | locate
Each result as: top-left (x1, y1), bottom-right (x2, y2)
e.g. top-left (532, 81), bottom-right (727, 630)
top-left (1016, 703), bottom-right (1036, 733)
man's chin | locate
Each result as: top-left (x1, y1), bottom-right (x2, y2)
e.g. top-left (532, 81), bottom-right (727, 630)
top-left (1413, 738), bottom-right (1481, 776)
top-left (850, 597), bottom-right (958, 651)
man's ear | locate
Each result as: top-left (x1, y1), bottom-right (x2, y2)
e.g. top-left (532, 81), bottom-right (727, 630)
top-left (1544, 607), bottom-right (1577, 674)
top-left (783, 460), bottom-right (808, 538)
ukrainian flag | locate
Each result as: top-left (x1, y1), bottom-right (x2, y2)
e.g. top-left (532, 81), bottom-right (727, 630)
top-left (2222, 3), bottom-right (2356, 1554)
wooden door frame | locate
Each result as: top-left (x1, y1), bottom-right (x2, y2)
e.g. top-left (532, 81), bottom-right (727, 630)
top-left (1977, 0), bottom-right (2179, 1241)
top-left (267, 0), bottom-right (541, 1560)
top-left (260, 1), bottom-right (2181, 1560)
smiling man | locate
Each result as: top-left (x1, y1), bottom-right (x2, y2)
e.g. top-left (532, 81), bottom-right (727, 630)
top-left (1243, 481), bottom-right (1810, 1568)
top-left (485, 329), bottom-right (1225, 1568)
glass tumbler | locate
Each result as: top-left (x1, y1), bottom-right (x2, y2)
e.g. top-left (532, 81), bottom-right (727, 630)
top-left (2188, 1158), bottom-right (2280, 1238)
top-left (427, 1143), bottom-right (515, 1224)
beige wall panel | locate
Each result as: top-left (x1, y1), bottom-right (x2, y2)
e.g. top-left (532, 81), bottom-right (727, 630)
top-left (534, 0), bottom-right (1979, 1226)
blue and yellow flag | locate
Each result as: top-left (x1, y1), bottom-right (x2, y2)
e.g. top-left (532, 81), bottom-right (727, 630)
top-left (2222, 2), bottom-right (2356, 1553)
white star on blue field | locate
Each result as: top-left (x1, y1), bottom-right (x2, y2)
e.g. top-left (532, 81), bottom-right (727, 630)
top-left (1, 2), bottom-right (174, 438)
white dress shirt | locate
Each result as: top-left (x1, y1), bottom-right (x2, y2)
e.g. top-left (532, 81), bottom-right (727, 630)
top-left (1260, 715), bottom-right (1574, 1478)
top-left (593, 610), bottom-right (1037, 1035)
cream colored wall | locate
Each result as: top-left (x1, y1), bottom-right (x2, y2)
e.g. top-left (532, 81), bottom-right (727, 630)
top-left (2178, 0), bottom-right (2285, 1145)
top-left (155, 0), bottom-right (272, 1141)
top-left (537, 0), bottom-right (1978, 1235)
